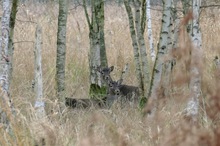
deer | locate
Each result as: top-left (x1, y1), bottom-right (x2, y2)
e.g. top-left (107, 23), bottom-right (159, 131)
top-left (96, 65), bottom-right (114, 84)
top-left (107, 78), bottom-right (140, 106)
top-left (96, 64), bottom-right (133, 107)
top-left (96, 65), bottom-right (115, 96)
top-left (104, 64), bottom-right (140, 107)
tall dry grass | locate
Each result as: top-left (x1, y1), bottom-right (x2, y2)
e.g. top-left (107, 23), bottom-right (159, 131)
top-left (0, 1), bottom-right (220, 146)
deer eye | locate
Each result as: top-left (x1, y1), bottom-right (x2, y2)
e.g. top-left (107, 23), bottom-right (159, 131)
top-left (116, 90), bottom-right (120, 95)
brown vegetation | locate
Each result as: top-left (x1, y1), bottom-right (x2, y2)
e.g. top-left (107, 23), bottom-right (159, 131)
top-left (0, 1), bottom-right (220, 146)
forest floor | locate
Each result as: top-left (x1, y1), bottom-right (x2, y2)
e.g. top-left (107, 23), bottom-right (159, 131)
top-left (1, 2), bottom-right (220, 146)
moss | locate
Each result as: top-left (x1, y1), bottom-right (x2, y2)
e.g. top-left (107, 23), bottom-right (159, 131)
top-left (89, 84), bottom-right (107, 99)
top-left (139, 96), bottom-right (148, 110)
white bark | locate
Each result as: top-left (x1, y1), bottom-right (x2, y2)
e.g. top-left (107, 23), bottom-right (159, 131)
top-left (90, 41), bottom-right (101, 86)
top-left (0, 0), bottom-right (16, 134)
top-left (56, 0), bottom-right (68, 100)
top-left (124, 0), bottom-right (144, 96)
top-left (0, 0), bottom-right (11, 91)
top-left (146, 0), bottom-right (156, 61)
top-left (150, 0), bottom-right (172, 99)
top-left (0, 0), bottom-right (15, 112)
top-left (34, 25), bottom-right (46, 119)
top-left (172, 0), bottom-right (180, 49)
top-left (134, 0), bottom-right (150, 97)
top-left (186, 0), bottom-right (202, 121)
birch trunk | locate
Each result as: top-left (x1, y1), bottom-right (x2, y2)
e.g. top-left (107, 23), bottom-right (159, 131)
top-left (172, 0), bottom-right (180, 49)
top-left (160, 0), bottom-right (174, 97)
top-left (149, 0), bottom-right (172, 102)
top-left (146, 0), bottom-right (156, 61)
top-left (98, 0), bottom-right (108, 67)
top-left (90, 0), bottom-right (101, 86)
top-left (0, 0), bottom-right (15, 133)
top-left (134, 0), bottom-right (150, 97)
top-left (181, 0), bottom-right (191, 15)
top-left (8, 0), bottom-right (18, 86)
top-left (56, 0), bottom-right (68, 102)
top-left (124, 0), bottom-right (144, 97)
top-left (83, 0), bottom-right (108, 99)
top-left (181, 0), bottom-right (192, 34)
top-left (186, 0), bottom-right (202, 122)
top-left (34, 25), bottom-right (46, 119)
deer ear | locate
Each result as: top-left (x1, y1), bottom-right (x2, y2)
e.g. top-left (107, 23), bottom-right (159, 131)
top-left (117, 79), bottom-right (123, 85)
top-left (110, 66), bottom-right (114, 72)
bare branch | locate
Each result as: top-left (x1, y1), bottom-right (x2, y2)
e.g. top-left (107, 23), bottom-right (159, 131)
top-left (200, 4), bottom-right (220, 9)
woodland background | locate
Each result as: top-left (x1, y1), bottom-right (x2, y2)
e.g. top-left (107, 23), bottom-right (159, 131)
top-left (0, 0), bottom-right (220, 145)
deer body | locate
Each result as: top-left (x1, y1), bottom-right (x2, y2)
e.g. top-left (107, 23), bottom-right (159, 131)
top-left (107, 79), bottom-right (140, 106)
top-left (65, 97), bottom-right (106, 108)
top-left (118, 85), bottom-right (139, 101)
top-left (96, 65), bottom-right (139, 107)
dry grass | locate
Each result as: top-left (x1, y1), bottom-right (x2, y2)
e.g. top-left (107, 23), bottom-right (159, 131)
top-left (0, 1), bottom-right (220, 146)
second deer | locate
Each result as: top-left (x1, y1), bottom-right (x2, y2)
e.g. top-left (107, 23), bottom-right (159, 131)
top-left (107, 78), bottom-right (140, 106)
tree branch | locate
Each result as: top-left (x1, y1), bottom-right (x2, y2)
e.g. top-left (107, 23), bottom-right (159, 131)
top-left (83, 0), bottom-right (91, 28)
top-left (200, 4), bottom-right (220, 9)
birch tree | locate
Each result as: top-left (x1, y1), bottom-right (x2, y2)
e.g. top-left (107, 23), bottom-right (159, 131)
top-left (146, 0), bottom-right (156, 61)
top-left (0, 0), bottom-right (16, 131)
top-left (124, 0), bottom-right (151, 101)
top-left (83, 0), bottom-right (108, 99)
top-left (56, 0), bottom-right (68, 103)
top-left (148, 0), bottom-right (172, 111)
top-left (124, 0), bottom-right (143, 99)
top-left (181, 0), bottom-right (192, 34)
top-left (34, 25), bottom-right (46, 119)
top-left (185, 0), bottom-right (202, 122)
top-left (8, 0), bottom-right (18, 85)
top-left (171, 0), bottom-right (181, 49)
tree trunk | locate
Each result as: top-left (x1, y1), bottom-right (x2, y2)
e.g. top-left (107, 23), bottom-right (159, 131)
top-left (56, 0), bottom-right (68, 102)
top-left (146, 0), bottom-right (156, 61)
top-left (98, 0), bottom-right (108, 67)
top-left (0, 0), bottom-right (16, 135)
top-left (148, 0), bottom-right (172, 110)
top-left (181, 0), bottom-right (192, 34)
top-left (8, 0), bottom-right (18, 86)
top-left (172, 0), bottom-right (180, 49)
top-left (83, 0), bottom-right (108, 99)
top-left (124, 0), bottom-right (144, 97)
top-left (34, 25), bottom-right (46, 119)
top-left (134, 0), bottom-right (151, 98)
top-left (160, 0), bottom-right (174, 98)
top-left (181, 0), bottom-right (191, 15)
top-left (185, 0), bottom-right (202, 122)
